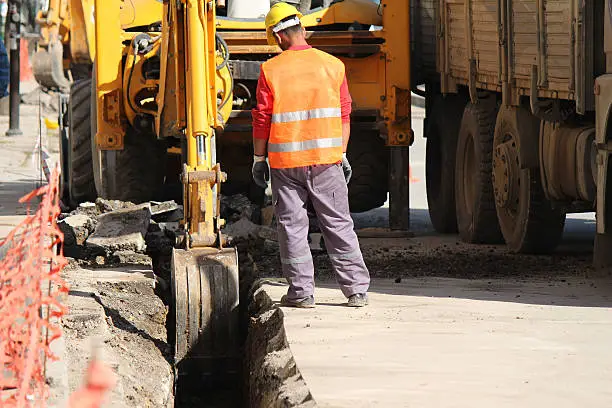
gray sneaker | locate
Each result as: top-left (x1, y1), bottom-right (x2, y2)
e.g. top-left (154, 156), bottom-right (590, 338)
top-left (280, 295), bottom-right (315, 309)
top-left (347, 293), bottom-right (368, 307)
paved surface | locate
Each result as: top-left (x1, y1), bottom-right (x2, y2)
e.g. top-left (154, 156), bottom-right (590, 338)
top-left (0, 87), bottom-right (58, 241)
top-left (260, 106), bottom-right (611, 408)
top-left (264, 278), bottom-right (612, 408)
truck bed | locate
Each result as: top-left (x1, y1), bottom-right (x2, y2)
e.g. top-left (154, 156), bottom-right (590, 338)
top-left (412, 0), bottom-right (604, 114)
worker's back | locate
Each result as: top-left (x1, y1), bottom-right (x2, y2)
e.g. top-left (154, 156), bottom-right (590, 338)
top-left (262, 47), bottom-right (345, 168)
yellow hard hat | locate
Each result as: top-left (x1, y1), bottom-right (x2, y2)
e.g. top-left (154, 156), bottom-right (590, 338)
top-left (265, 2), bottom-right (303, 46)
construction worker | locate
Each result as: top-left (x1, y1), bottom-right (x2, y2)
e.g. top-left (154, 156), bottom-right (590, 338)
top-left (252, 2), bottom-right (370, 308)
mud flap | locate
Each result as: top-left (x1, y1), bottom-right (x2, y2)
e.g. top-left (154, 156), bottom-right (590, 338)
top-left (171, 247), bottom-right (240, 382)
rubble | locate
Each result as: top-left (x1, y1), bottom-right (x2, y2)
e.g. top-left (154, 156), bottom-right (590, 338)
top-left (71, 202), bottom-right (99, 217)
top-left (108, 250), bottom-right (153, 267)
top-left (150, 201), bottom-right (179, 216)
top-left (223, 217), bottom-right (277, 243)
top-left (58, 214), bottom-right (96, 246)
top-left (222, 194), bottom-right (256, 222)
top-left (145, 227), bottom-right (175, 255)
top-left (95, 197), bottom-right (136, 214)
top-left (58, 214), bottom-right (97, 258)
top-left (60, 194), bottom-right (269, 270)
top-left (157, 222), bottom-right (180, 237)
top-left (86, 204), bottom-right (151, 255)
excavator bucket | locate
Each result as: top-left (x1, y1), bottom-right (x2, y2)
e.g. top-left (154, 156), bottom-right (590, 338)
top-left (32, 39), bottom-right (71, 91)
top-left (171, 247), bottom-right (241, 380)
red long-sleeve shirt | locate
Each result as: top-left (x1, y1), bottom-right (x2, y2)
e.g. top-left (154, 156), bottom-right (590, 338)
top-left (252, 44), bottom-right (352, 141)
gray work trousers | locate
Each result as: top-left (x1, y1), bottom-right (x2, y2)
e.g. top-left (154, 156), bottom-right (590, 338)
top-left (271, 163), bottom-right (370, 300)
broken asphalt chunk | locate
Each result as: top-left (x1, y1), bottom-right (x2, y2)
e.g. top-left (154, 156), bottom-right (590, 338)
top-left (86, 203), bottom-right (151, 255)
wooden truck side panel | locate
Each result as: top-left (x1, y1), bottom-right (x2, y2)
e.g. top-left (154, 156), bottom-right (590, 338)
top-left (414, 0), bottom-right (603, 114)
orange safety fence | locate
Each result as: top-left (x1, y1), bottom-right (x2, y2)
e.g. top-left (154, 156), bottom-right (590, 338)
top-left (0, 167), bottom-right (116, 407)
top-left (0, 166), bottom-right (68, 406)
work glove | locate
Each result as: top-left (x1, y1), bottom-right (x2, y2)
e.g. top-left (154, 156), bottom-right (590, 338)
top-left (341, 153), bottom-right (352, 184)
top-left (252, 155), bottom-right (270, 188)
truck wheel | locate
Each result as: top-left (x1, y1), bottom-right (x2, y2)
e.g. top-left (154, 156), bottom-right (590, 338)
top-left (426, 95), bottom-right (467, 233)
top-left (90, 74), bottom-right (167, 203)
top-left (455, 96), bottom-right (503, 243)
top-left (492, 105), bottom-right (566, 253)
top-left (66, 79), bottom-right (96, 207)
top-left (347, 129), bottom-right (388, 213)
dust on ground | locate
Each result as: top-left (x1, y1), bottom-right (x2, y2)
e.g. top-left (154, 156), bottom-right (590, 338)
top-left (252, 230), bottom-right (596, 285)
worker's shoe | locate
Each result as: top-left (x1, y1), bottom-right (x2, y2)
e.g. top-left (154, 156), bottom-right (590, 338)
top-left (280, 295), bottom-right (315, 309)
top-left (347, 293), bottom-right (368, 308)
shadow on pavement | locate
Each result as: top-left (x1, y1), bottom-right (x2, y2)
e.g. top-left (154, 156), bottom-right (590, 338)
top-left (312, 276), bottom-right (612, 309)
top-left (0, 179), bottom-right (40, 216)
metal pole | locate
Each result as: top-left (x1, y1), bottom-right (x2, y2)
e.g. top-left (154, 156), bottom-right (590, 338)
top-left (389, 146), bottom-right (409, 230)
top-left (5, 0), bottom-right (20, 136)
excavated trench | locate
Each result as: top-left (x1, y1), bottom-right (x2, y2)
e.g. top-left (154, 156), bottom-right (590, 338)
top-left (58, 196), bottom-right (310, 407)
top-left (150, 225), bottom-right (311, 407)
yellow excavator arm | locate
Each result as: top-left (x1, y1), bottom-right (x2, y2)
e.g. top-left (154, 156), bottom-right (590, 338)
top-left (92, 0), bottom-right (239, 378)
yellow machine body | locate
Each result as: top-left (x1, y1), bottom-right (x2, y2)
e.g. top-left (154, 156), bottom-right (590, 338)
top-left (49, 0), bottom-right (412, 375)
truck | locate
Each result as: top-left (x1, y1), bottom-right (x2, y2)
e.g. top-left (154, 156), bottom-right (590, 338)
top-left (33, 0), bottom-right (411, 380)
top-left (411, 0), bottom-right (612, 266)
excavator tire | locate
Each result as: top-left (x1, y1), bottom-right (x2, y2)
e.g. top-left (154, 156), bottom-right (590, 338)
top-left (97, 132), bottom-right (167, 203)
top-left (66, 79), bottom-right (96, 206)
top-left (90, 73), bottom-right (166, 203)
top-left (348, 129), bottom-right (388, 213)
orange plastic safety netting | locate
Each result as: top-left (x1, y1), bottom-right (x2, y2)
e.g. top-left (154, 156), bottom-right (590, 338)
top-left (0, 167), bottom-right (69, 407)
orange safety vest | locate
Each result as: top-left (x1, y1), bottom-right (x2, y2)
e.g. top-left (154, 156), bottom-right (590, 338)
top-left (262, 48), bottom-right (345, 169)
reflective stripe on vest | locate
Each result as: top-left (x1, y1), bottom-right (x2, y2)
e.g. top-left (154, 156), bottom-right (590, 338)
top-left (262, 48), bottom-right (345, 169)
top-left (268, 136), bottom-right (343, 153)
top-left (271, 107), bottom-right (341, 124)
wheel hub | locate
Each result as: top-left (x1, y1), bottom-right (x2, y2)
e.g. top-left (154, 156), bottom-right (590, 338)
top-left (493, 140), bottom-right (519, 210)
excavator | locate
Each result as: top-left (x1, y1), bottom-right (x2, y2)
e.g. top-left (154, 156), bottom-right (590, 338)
top-left (32, 0), bottom-right (410, 380)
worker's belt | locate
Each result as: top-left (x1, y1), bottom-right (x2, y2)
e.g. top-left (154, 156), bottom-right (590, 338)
top-left (268, 137), bottom-right (343, 153)
top-left (271, 107), bottom-right (341, 124)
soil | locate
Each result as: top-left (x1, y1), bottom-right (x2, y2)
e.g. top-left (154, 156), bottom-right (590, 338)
top-left (252, 233), bottom-right (595, 283)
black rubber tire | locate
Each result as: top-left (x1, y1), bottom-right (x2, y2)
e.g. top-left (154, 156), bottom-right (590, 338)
top-left (425, 94), bottom-right (467, 233)
top-left (347, 129), bottom-right (388, 213)
top-left (493, 105), bottom-right (566, 253)
top-left (67, 79), bottom-right (96, 206)
top-left (455, 96), bottom-right (504, 244)
top-left (90, 71), bottom-right (167, 203)
top-left (92, 132), bottom-right (167, 203)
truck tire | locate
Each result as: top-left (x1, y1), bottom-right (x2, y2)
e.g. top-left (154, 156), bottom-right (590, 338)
top-left (67, 79), bottom-right (96, 206)
top-left (90, 72), bottom-right (167, 203)
top-left (347, 129), bottom-right (388, 213)
top-left (426, 94), bottom-right (467, 233)
top-left (455, 96), bottom-right (503, 243)
top-left (492, 105), bottom-right (566, 253)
